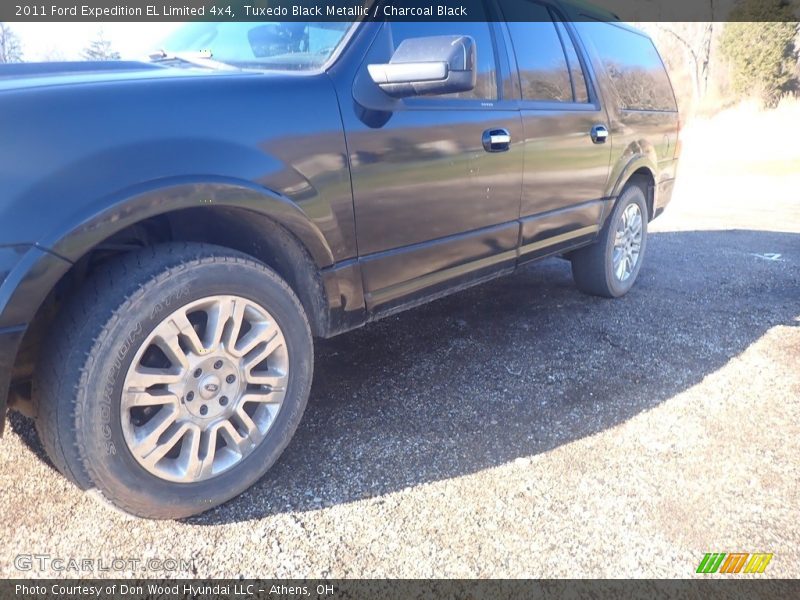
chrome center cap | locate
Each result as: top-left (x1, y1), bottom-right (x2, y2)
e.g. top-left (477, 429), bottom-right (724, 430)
top-left (199, 375), bottom-right (221, 400)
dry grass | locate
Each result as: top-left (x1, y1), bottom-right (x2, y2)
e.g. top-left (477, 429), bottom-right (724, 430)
top-left (655, 99), bottom-right (800, 234)
top-left (680, 97), bottom-right (800, 176)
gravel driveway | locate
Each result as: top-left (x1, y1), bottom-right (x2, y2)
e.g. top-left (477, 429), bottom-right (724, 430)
top-left (1, 168), bottom-right (798, 578)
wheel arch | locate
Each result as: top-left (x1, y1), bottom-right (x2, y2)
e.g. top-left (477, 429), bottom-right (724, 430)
top-left (608, 160), bottom-right (656, 223)
top-left (6, 183), bottom-right (340, 421)
top-left (45, 177), bottom-right (336, 267)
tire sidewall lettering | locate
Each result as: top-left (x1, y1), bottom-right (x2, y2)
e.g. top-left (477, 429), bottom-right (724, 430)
top-left (97, 285), bottom-right (193, 453)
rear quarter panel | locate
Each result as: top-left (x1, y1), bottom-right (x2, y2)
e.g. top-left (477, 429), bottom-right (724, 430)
top-left (572, 20), bottom-right (680, 217)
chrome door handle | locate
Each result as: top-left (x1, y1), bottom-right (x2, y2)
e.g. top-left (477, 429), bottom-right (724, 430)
top-left (483, 128), bottom-right (511, 152)
top-left (590, 124), bottom-right (609, 144)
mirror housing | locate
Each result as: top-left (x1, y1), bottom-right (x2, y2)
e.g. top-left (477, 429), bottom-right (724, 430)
top-left (368, 35), bottom-right (477, 98)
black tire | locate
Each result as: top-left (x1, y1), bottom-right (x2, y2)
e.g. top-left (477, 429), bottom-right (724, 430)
top-left (570, 182), bottom-right (649, 298)
top-left (34, 243), bottom-right (313, 519)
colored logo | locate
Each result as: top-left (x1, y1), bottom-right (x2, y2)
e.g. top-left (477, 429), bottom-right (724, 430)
top-left (696, 553), bottom-right (773, 574)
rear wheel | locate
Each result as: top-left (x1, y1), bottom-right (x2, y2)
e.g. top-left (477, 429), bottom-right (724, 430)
top-left (34, 243), bottom-right (313, 519)
top-left (570, 182), bottom-right (649, 298)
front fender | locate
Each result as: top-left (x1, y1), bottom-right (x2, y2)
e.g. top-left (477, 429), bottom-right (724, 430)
top-left (0, 71), bottom-right (356, 263)
top-left (43, 177), bottom-right (337, 269)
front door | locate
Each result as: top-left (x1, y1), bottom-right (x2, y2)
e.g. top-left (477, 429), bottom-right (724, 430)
top-left (340, 15), bottom-right (524, 313)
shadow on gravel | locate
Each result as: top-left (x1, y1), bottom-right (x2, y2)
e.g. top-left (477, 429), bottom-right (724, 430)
top-left (9, 229), bottom-right (800, 524)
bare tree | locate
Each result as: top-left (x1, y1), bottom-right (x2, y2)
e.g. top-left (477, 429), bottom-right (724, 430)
top-left (82, 30), bottom-right (121, 61)
top-left (40, 47), bottom-right (67, 62)
top-left (654, 23), bottom-right (715, 101)
top-left (0, 23), bottom-right (23, 64)
top-left (635, 1), bottom-right (718, 104)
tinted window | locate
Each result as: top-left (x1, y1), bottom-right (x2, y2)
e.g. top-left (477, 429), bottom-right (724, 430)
top-left (501, 2), bottom-right (572, 102)
top-left (555, 21), bottom-right (589, 103)
top-left (388, 18), bottom-right (497, 100)
top-left (577, 22), bottom-right (676, 111)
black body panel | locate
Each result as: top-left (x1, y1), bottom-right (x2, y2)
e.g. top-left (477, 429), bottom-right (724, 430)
top-left (0, 7), bottom-right (679, 426)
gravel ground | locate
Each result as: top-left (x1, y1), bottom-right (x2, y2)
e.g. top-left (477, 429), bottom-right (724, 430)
top-left (1, 168), bottom-right (798, 579)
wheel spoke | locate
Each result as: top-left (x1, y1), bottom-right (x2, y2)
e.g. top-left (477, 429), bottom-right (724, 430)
top-left (140, 422), bottom-right (190, 469)
top-left (197, 423), bottom-right (224, 478)
top-left (167, 311), bottom-right (205, 356)
top-left (176, 424), bottom-right (203, 481)
top-left (131, 406), bottom-right (179, 459)
top-left (629, 214), bottom-right (642, 237)
top-left (232, 407), bottom-right (264, 445)
top-left (243, 391), bottom-right (287, 414)
top-left (243, 369), bottom-right (288, 392)
top-left (221, 300), bottom-right (247, 352)
top-left (234, 321), bottom-right (279, 359)
top-left (613, 246), bottom-right (623, 263)
top-left (243, 333), bottom-right (284, 370)
top-left (126, 366), bottom-right (182, 390)
top-left (616, 255), bottom-right (626, 280)
top-left (122, 389), bottom-right (179, 410)
top-left (153, 330), bottom-right (189, 370)
top-left (204, 297), bottom-right (236, 351)
top-left (218, 420), bottom-right (252, 456)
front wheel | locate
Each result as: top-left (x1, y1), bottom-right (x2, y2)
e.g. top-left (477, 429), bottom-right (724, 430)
top-left (34, 243), bottom-right (313, 519)
top-left (570, 182), bottom-right (649, 298)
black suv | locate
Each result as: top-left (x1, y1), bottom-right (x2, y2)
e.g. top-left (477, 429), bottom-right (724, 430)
top-left (0, 2), bottom-right (680, 518)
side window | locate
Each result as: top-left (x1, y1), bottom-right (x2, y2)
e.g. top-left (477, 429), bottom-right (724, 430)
top-left (555, 22), bottom-right (589, 103)
top-left (387, 19), bottom-right (498, 100)
top-left (500, 1), bottom-right (589, 103)
top-left (577, 22), bottom-right (677, 111)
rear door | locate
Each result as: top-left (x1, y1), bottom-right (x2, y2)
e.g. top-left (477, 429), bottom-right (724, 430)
top-left (574, 21), bottom-right (680, 217)
top-left (498, 0), bottom-right (612, 259)
top-left (340, 9), bottom-right (524, 314)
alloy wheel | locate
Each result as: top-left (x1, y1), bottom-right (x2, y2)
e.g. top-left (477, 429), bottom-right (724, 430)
top-left (612, 203), bottom-right (643, 282)
top-left (120, 295), bottom-right (289, 483)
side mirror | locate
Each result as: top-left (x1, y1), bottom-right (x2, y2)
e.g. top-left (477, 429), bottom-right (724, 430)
top-left (367, 35), bottom-right (477, 98)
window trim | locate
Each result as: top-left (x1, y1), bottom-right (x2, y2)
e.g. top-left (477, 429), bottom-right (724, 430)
top-left (497, 0), bottom-right (603, 111)
top-left (553, 19), bottom-right (580, 102)
top-left (556, 19), bottom-right (603, 108)
top-left (553, 18), bottom-right (591, 104)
